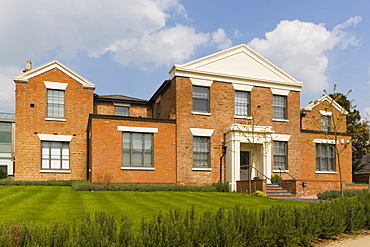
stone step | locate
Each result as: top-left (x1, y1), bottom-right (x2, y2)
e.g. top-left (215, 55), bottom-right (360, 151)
top-left (265, 184), bottom-right (296, 198)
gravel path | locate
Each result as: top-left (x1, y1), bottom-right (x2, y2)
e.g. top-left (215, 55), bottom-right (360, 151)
top-left (322, 234), bottom-right (370, 246)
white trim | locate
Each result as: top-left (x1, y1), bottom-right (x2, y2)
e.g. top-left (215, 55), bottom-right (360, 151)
top-left (190, 78), bottom-right (213, 87)
top-left (40, 170), bottom-right (71, 173)
top-left (121, 167), bottom-right (155, 171)
top-left (315, 171), bottom-right (337, 174)
top-left (232, 84), bottom-right (253, 91)
top-left (44, 81), bottom-right (68, 90)
top-left (45, 118), bottom-right (66, 122)
top-left (13, 60), bottom-right (96, 89)
top-left (190, 128), bottom-right (214, 137)
top-left (272, 118), bottom-right (289, 122)
top-left (271, 88), bottom-right (290, 96)
top-left (37, 134), bottom-right (73, 142)
top-left (113, 103), bottom-right (130, 107)
top-left (302, 95), bottom-right (348, 115)
top-left (192, 111), bottom-right (211, 116)
top-left (117, 126), bottom-right (158, 133)
top-left (271, 134), bottom-right (291, 141)
top-left (313, 139), bottom-right (337, 144)
top-left (192, 168), bottom-right (212, 171)
top-left (234, 115), bottom-right (252, 119)
top-left (319, 110), bottom-right (332, 116)
top-left (273, 170), bottom-right (290, 173)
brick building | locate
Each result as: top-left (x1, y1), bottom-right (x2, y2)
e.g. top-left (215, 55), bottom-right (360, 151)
top-left (12, 44), bottom-right (354, 196)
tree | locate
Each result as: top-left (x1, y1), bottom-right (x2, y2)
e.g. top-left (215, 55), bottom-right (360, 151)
top-left (329, 92), bottom-right (370, 173)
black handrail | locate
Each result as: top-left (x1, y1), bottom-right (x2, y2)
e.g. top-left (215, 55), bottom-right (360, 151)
top-left (278, 168), bottom-right (296, 181)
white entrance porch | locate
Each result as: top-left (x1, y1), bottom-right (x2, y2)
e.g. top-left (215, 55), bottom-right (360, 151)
top-left (225, 124), bottom-right (274, 192)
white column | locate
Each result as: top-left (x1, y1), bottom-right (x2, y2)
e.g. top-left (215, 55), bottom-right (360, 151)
top-left (264, 142), bottom-right (272, 184)
top-left (226, 138), bottom-right (240, 192)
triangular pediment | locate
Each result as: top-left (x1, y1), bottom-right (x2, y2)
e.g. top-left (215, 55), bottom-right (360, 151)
top-left (170, 44), bottom-right (302, 91)
top-left (13, 60), bottom-right (95, 89)
top-left (302, 95), bottom-right (348, 115)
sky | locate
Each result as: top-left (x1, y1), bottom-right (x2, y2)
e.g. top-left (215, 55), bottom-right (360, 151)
top-left (0, 0), bottom-right (369, 118)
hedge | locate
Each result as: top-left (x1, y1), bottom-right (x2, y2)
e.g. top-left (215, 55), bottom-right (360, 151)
top-left (0, 191), bottom-right (369, 246)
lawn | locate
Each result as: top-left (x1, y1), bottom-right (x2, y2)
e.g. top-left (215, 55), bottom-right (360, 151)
top-left (0, 186), bottom-right (308, 228)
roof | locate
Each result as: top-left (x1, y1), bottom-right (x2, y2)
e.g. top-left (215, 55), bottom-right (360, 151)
top-left (97, 94), bottom-right (147, 103)
top-left (301, 94), bottom-right (348, 115)
top-left (0, 112), bottom-right (15, 122)
top-left (13, 60), bottom-right (96, 89)
top-left (169, 44), bottom-right (303, 92)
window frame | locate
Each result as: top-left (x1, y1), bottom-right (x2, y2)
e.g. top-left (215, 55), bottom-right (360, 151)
top-left (114, 106), bottom-right (129, 116)
top-left (0, 122), bottom-right (12, 166)
top-left (316, 143), bottom-right (335, 172)
top-left (273, 95), bottom-right (287, 120)
top-left (122, 132), bottom-right (154, 168)
top-left (234, 90), bottom-right (250, 117)
top-left (273, 141), bottom-right (288, 170)
top-left (321, 115), bottom-right (331, 132)
top-left (41, 141), bottom-right (70, 170)
top-left (192, 86), bottom-right (210, 113)
top-left (46, 89), bottom-right (65, 119)
top-left (193, 136), bottom-right (210, 168)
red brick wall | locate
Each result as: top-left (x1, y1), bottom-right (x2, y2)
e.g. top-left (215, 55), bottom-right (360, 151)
top-left (15, 68), bottom-right (94, 180)
top-left (150, 81), bottom-right (176, 119)
top-left (299, 131), bottom-right (352, 184)
top-left (302, 101), bottom-right (347, 132)
top-left (89, 117), bottom-right (176, 184)
top-left (95, 101), bottom-right (149, 117)
top-left (173, 76), bottom-right (303, 186)
top-left (237, 179), bottom-right (266, 193)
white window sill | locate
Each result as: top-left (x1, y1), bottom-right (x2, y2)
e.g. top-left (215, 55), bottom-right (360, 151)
top-left (121, 167), bottom-right (155, 171)
top-left (273, 170), bottom-right (289, 173)
top-left (315, 171), bottom-right (337, 174)
top-left (192, 111), bottom-right (211, 116)
top-left (40, 170), bottom-right (71, 173)
top-left (234, 115), bottom-right (252, 119)
top-left (272, 118), bottom-right (289, 122)
top-left (45, 118), bottom-right (66, 122)
top-left (192, 168), bottom-right (212, 171)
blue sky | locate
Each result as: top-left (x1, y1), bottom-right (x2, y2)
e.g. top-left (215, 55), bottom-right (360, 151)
top-left (0, 0), bottom-right (369, 117)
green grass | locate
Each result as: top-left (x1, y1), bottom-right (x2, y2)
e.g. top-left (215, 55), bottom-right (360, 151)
top-left (0, 186), bottom-right (308, 228)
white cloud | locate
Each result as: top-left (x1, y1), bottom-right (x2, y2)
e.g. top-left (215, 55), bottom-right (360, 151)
top-left (0, 0), bottom-right (232, 111)
top-left (0, 0), bottom-right (230, 69)
top-left (0, 66), bottom-right (19, 113)
top-left (248, 17), bottom-right (361, 94)
top-left (210, 28), bottom-right (232, 50)
top-left (111, 25), bottom-right (210, 69)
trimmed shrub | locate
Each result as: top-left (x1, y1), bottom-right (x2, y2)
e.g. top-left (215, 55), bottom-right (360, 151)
top-left (0, 180), bottom-right (79, 186)
top-left (317, 189), bottom-right (368, 200)
top-left (212, 181), bottom-right (230, 192)
top-left (71, 181), bottom-right (217, 192)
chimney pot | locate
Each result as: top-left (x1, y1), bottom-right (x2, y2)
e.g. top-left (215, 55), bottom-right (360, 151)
top-left (23, 60), bottom-right (32, 72)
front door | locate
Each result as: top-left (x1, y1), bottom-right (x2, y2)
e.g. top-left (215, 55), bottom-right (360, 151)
top-left (240, 151), bottom-right (250, 180)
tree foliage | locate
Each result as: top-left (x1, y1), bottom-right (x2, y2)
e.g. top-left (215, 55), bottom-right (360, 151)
top-left (329, 92), bottom-right (370, 172)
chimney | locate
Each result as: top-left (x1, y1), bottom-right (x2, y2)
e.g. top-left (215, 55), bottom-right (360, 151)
top-left (23, 60), bottom-right (32, 72)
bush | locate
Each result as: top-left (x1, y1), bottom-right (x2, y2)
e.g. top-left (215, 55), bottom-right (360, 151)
top-left (250, 190), bottom-right (264, 197)
top-left (0, 180), bottom-right (79, 186)
top-left (212, 181), bottom-right (230, 192)
top-left (271, 174), bottom-right (282, 184)
top-left (0, 169), bottom-right (7, 179)
top-left (317, 189), bottom-right (368, 200)
top-left (72, 180), bottom-right (217, 192)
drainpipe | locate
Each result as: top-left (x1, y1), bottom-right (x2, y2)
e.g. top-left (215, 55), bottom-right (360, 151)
top-left (219, 145), bottom-right (227, 181)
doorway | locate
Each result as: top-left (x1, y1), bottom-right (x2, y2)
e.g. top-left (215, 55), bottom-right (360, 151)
top-left (240, 151), bottom-right (250, 180)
